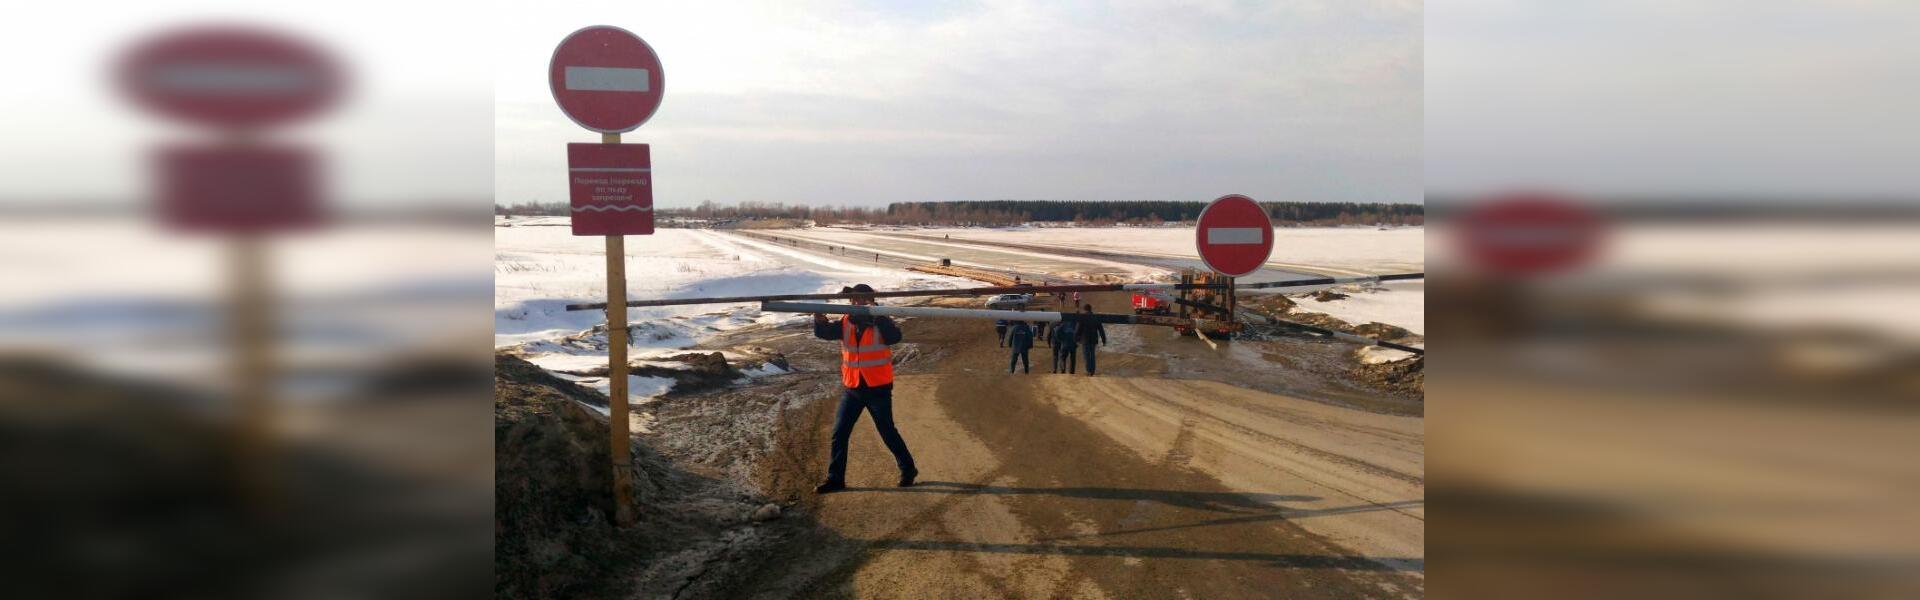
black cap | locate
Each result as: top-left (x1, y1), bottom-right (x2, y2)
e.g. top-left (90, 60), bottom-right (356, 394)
top-left (847, 283), bottom-right (875, 293)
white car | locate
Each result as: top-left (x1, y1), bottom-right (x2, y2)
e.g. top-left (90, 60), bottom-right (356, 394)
top-left (984, 293), bottom-right (1033, 310)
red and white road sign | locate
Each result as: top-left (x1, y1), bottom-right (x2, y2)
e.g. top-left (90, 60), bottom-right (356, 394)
top-left (1458, 192), bottom-right (1605, 276)
top-left (1195, 194), bottom-right (1274, 277)
top-left (549, 26), bottom-right (665, 133)
top-left (118, 26), bottom-right (341, 130)
top-left (568, 143), bottom-right (653, 236)
top-left (158, 144), bottom-right (322, 233)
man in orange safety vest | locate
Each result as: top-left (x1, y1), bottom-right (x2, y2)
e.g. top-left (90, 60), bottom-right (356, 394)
top-left (811, 283), bottom-right (917, 493)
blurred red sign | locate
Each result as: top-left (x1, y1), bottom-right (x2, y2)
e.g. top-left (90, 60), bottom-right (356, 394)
top-left (1195, 194), bottom-right (1273, 277)
top-left (119, 26), bottom-right (341, 130)
top-left (158, 145), bottom-right (322, 233)
top-left (1459, 193), bottom-right (1605, 276)
top-left (568, 143), bottom-right (653, 236)
top-left (549, 26), bottom-right (665, 133)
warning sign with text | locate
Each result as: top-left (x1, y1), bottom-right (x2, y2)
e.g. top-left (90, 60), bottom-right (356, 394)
top-left (567, 143), bottom-right (653, 236)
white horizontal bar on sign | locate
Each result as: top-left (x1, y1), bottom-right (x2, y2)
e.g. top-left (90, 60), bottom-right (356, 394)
top-left (1206, 227), bottom-right (1265, 245)
top-left (569, 168), bottom-right (652, 172)
top-left (573, 205), bottom-right (653, 212)
top-left (147, 64), bottom-right (319, 94)
top-left (565, 66), bottom-right (652, 92)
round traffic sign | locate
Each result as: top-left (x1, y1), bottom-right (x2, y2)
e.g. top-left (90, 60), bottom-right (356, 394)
top-left (1458, 192), bottom-right (1605, 276)
top-left (1194, 194), bottom-right (1274, 277)
top-left (118, 25), bottom-right (341, 130)
top-left (549, 25), bottom-right (665, 133)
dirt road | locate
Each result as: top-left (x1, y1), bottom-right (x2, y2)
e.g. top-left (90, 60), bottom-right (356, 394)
top-left (728, 293), bottom-right (1424, 598)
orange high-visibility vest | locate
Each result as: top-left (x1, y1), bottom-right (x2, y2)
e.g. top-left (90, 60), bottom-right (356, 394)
top-left (840, 318), bottom-right (894, 388)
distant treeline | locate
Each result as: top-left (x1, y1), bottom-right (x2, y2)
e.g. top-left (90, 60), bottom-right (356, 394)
top-left (497, 199), bottom-right (1423, 226)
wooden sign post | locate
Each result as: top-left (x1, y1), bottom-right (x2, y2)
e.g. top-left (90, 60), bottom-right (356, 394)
top-left (551, 26), bottom-right (665, 527)
top-left (119, 26), bottom-right (341, 514)
top-left (602, 132), bottom-right (636, 526)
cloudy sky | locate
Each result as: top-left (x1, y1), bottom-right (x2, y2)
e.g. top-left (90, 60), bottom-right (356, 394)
top-left (0, 1), bottom-right (494, 207)
top-left (1428, 0), bottom-right (1919, 201)
top-left (495, 0), bottom-right (1423, 208)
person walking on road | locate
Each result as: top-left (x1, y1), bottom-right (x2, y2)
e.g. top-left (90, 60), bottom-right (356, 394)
top-left (1005, 318), bottom-right (1034, 374)
top-left (1076, 305), bottom-right (1108, 375)
top-left (811, 284), bottom-right (916, 494)
top-left (1051, 318), bottom-right (1079, 374)
top-left (994, 318), bottom-right (1009, 347)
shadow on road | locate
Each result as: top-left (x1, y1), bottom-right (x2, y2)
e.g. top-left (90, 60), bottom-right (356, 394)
top-left (1033, 499), bottom-right (1427, 543)
top-left (845, 481), bottom-right (1319, 513)
top-left (849, 539), bottom-right (1425, 571)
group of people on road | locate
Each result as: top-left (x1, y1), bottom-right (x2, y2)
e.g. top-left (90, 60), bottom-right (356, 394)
top-left (999, 304), bottom-right (1106, 375)
top-left (808, 283), bottom-right (1110, 497)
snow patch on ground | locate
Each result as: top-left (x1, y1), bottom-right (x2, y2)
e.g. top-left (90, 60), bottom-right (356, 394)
top-left (1357, 345), bottom-right (1418, 364)
top-left (1280, 281), bottom-right (1426, 336)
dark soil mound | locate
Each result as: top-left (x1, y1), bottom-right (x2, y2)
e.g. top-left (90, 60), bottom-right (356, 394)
top-left (1354, 322), bottom-right (1414, 341)
top-left (1352, 356), bottom-right (1425, 397)
top-left (496, 353), bottom-right (663, 598)
top-left (632, 352), bottom-right (740, 394)
top-left (496, 353), bottom-right (797, 599)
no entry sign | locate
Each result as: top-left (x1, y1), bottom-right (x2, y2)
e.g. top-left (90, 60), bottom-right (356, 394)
top-left (549, 26), bottom-right (665, 133)
top-left (1458, 192), bottom-right (1605, 276)
top-left (568, 143), bottom-right (653, 235)
top-left (118, 26), bottom-right (341, 130)
top-left (1195, 194), bottom-right (1274, 277)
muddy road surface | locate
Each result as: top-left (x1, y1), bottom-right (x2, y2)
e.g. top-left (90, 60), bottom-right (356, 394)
top-left (687, 292), bottom-right (1425, 599)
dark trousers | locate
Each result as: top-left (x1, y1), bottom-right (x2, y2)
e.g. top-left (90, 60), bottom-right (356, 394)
top-left (1009, 347), bottom-right (1030, 373)
top-left (1054, 344), bottom-right (1077, 373)
top-left (1082, 343), bottom-right (1098, 375)
top-left (827, 386), bottom-right (915, 483)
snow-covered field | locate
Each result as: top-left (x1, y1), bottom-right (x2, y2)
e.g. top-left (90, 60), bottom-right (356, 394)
top-left (0, 216), bottom-right (493, 397)
top-left (496, 220), bottom-right (1427, 400)
top-left (831, 225), bottom-right (1425, 276)
top-left (801, 224), bottom-right (1426, 336)
top-left (494, 217), bottom-right (972, 401)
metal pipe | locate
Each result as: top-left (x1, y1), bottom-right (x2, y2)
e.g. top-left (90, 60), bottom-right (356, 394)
top-left (1266, 318), bottom-right (1425, 355)
top-left (566, 272), bottom-right (1423, 311)
top-left (759, 301), bottom-right (1223, 330)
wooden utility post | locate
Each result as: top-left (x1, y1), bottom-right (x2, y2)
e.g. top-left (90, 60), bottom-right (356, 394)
top-left (603, 131), bottom-right (637, 526)
top-left (231, 235), bottom-right (275, 513)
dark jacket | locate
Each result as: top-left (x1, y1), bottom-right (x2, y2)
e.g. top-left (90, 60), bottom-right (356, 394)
top-left (1006, 321), bottom-right (1034, 351)
top-left (1051, 320), bottom-right (1079, 347)
top-left (1076, 319), bottom-right (1107, 346)
top-left (814, 314), bottom-right (903, 389)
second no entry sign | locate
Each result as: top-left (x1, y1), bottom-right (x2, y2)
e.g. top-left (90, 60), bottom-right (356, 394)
top-left (549, 25), bottom-right (665, 133)
top-left (1195, 194), bottom-right (1274, 277)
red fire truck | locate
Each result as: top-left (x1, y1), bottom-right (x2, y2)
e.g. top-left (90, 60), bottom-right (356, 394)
top-left (1131, 290), bottom-right (1171, 315)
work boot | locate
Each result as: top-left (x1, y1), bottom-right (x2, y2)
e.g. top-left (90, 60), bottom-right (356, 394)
top-left (897, 468), bottom-right (918, 488)
top-left (814, 480), bottom-right (846, 494)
